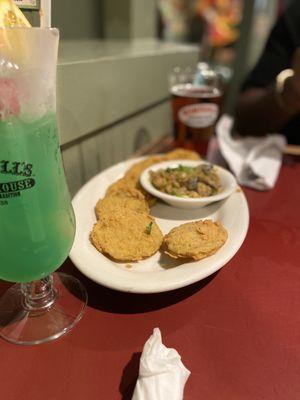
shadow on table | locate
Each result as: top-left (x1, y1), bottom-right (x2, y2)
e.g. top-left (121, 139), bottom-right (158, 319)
top-left (0, 281), bottom-right (12, 297)
top-left (61, 259), bottom-right (217, 314)
top-left (119, 352), bottom-right (141, 400)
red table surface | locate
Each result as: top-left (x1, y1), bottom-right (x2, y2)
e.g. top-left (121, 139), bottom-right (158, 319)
top-left (1, 156), bottom-right (300, 400)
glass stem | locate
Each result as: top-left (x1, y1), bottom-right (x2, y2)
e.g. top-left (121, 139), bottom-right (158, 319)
top-left (21, 275), bottom-right (57, 312)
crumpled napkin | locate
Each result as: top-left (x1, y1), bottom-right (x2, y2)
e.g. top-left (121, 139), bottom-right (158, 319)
top-left (132, 328), bottom-right (191, 400)
top-left (216, 115), bottom-right (286, 190)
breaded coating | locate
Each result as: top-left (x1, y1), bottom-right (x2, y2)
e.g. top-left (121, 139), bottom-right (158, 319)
top-left (90, 209), bottom-right (163, 261)
top-left (136, 181), bottom-right (157, 207)
top-left (106, 177), bottom-right (137, 196)
top-left (164, 148), bottom-right (201, 161)
top-left (164, 219), bottom-right (227, 260)
top-left (106, 172), bottom-right (158, 205)
top-left (95, 192), bottom-right (149, 219)
top-left (124, 155), bottom-right (164, 182)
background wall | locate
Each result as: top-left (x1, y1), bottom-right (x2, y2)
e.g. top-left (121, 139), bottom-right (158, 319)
top-left (52, 0), bottom-right (103, 39)
top-left (50, 0), bottom-right (198, 195)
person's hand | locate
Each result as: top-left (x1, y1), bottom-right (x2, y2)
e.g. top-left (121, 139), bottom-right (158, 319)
top-left (281, 47), bottom-right (300, 112)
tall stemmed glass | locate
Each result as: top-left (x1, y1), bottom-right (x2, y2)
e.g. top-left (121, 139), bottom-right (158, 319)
top-left (0, 27), bottom-right (87, 345)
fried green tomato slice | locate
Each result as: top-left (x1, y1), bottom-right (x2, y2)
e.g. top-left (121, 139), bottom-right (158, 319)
top-left (106, 176), bottom-right (157, 207)
top-left (164, 219), bottom-right (227, 261)
top-left (164, 148), bottom-right (201, 161)
top-left (105, 177), bottom-right (138, 197)
top-left (96, 189), bottom-right (149, 220)
top-left (90, 209), bottom-right (163, 261)
top-left (123, 155), bottom-right (164, 182)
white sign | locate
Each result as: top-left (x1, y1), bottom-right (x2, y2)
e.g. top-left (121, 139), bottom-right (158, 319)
top-left (179, 103), bottom-right (219, 129)
top-left (14, 0), bottom-right (39, 9)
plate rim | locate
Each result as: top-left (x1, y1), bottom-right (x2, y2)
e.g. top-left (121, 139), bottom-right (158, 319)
top-left (70, 157), bottom-right (249, 294)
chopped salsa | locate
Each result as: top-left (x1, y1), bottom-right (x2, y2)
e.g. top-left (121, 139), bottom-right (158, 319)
top-left (150, 164), bottom-right (221, 198)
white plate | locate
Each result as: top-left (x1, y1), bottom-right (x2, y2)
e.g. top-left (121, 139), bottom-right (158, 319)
top-left (140, 159), bottom-right (237, 209)
top-left (70, 157), bottom-right (249, 293)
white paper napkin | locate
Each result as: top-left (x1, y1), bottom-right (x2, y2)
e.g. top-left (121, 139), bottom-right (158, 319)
top-left (216, 115), bottom-right (286, 190)
top-left (132, 328), bottom-right (191, 400)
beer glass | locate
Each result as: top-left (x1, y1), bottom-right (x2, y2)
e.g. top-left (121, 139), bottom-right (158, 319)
top-left (0, 28), bottom-right (87, 345)
top-left (169, 64), bottom-right (223, 154)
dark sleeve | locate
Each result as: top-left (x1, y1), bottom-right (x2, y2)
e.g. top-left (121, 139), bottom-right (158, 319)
top-left (243, 2), bottom-right (300, 90)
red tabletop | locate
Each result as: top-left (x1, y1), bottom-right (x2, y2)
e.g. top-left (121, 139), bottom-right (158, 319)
top-left (1, 155), bottom-right (300, 400)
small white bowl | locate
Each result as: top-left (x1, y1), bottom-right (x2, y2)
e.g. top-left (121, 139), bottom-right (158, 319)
top-left (140, 160), bottom-right (237, 209)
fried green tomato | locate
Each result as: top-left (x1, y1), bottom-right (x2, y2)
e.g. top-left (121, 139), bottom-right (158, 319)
top-left (105, 177), bottom-right (137, 197)
top-left (164, 148), bottom-right (201, 161)
top-left (95, 192), bottom-right (149, 220)
top-left (90, 209), bottom-right (163, 261)
top-left (124, 155), bottom-right (164, 182)
top-left (164, 219), bottom-right (227, 260)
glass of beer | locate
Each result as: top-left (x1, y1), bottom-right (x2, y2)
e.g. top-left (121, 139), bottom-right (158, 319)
top-left (0, 28), bottom-right (87, 345)
top-left (170, 64), bottom-right (223, 155)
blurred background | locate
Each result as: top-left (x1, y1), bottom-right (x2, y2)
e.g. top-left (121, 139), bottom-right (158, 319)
top-left (18, 0), bottom-right (291, 194)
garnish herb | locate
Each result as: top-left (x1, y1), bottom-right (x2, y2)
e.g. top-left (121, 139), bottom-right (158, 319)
top-left (178, 164), bottom-right (194, 174)
top-left (145, 221), bottom-right (153, 235)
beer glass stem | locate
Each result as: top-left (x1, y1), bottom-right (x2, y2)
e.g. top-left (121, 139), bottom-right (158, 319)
top-left (21, 275), bottom-right (57, 311)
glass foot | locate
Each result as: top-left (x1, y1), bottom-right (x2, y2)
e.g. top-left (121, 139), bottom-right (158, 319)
top-left (0, 273), bottom-right (87, 345)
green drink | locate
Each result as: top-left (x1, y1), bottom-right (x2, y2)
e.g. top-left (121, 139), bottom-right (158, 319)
top-left (0, 114), bottom-right (75, 282)
top-left (0, 27), bottom-right (86, 345)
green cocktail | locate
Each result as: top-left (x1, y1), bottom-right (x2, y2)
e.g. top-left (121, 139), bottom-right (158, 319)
top-left (0, 114), bottom-right (75, 282)
top-left (0, 27), bottom-right (86, 345)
